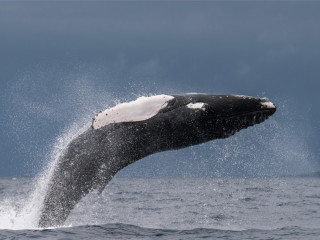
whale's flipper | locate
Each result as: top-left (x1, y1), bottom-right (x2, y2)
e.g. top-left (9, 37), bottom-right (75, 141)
top-left (38, 94), bottom-right (276, 227)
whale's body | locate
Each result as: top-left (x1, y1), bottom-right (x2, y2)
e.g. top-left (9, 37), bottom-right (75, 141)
top-left (39, 94), bottom-right (276, 227)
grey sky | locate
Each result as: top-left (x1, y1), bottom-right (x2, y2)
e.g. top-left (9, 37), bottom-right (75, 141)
top-left (1, 2), bottom-right (320, 176)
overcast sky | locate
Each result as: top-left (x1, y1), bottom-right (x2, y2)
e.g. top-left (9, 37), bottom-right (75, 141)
top-left (1, 2), bottom-right (320, 177)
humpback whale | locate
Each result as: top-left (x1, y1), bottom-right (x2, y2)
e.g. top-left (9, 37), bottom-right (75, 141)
top-left (39, 93), bottom-right (276, 227)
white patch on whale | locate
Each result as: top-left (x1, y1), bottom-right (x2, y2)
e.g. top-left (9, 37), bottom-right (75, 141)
top-left (186, 102), bottom-right (207, 111)
top-left (92, 95), bottom-right (174, 129)
top-left (260, 101), bottom-right (276, 109)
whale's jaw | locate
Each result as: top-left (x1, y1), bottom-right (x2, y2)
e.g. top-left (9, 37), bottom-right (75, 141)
top-left (216, 108), bottom-right (276, 138)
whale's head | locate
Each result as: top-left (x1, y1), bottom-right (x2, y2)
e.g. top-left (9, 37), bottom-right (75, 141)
top-left (155, 93), bottom-right (276, 148)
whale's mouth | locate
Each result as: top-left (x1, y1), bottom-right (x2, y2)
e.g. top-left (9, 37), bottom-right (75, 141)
top-left (215, 103), bottom-right (276, 138)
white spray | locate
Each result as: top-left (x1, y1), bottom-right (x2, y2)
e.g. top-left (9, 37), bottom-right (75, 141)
top-left (0, 121), bottom-right (90, 230)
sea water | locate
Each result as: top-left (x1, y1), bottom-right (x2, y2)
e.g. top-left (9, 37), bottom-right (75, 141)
top-left (0, 176), bottom-right (319, 239)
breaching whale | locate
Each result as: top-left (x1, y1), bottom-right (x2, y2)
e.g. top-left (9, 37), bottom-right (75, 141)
top-left (39, 93), bottom-right (276, 227)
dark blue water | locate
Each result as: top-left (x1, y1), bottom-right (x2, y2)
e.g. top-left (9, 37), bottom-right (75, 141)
top-left (0, 177), bottom-right (319, 239)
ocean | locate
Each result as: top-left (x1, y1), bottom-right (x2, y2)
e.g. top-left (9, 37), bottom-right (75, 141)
top-left (0, 176), bottom-right (319, 239)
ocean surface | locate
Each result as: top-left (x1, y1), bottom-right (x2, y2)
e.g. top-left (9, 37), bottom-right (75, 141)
top-left (0, 176), bottom-right (319, 239)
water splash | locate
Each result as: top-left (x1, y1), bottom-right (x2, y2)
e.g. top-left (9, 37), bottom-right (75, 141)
top-left (0, 122), bottom-right (89, 230)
